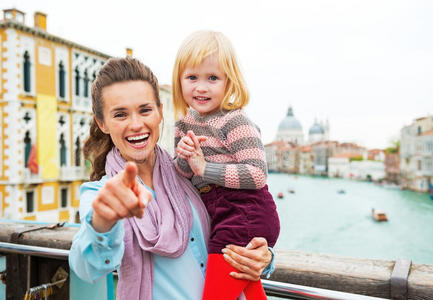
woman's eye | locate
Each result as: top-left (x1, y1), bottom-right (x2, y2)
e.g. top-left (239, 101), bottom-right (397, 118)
top-left (209, 75), bottom-right (218, 81)
top-left (140, 108), bottom-right (151, 114)
top-left (114, 113), bottom-right (126, 118)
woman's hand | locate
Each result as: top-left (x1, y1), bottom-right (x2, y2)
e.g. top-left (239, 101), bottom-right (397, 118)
top-left (222, 237), bottom-right (272, 281)
top-left (91, 162), bottom-right (153, 233)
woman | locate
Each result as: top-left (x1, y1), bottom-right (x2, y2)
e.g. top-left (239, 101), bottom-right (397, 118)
top-left (68, 57), bottom-right (274, 300)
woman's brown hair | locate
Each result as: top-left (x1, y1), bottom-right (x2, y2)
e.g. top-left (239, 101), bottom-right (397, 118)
top-left (84, 57), bottom-right (161, 181)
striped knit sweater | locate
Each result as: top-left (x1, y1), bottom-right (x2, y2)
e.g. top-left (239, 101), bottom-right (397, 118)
top-left (174, 108), bottom-right (268, 190)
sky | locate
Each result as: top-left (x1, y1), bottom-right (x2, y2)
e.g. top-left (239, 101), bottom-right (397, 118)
top-left (2, 0), bottom-right (432, 149)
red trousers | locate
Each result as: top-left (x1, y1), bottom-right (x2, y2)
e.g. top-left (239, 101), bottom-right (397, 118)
top-left (202, 254), bottom-right (267, 300)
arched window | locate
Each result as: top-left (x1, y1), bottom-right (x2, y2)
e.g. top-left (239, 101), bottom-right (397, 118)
top-left (75, 67), bottom-right (80, 96)
top-left (24, 131), bottom-right (32, 167)
top-left (59, 133), bottom-right (67, 166)
top-left (23, 51), bottom-right (31, 93)
top-left (59, 61), bottom-right (66, 99)
top-left (75, 137), bottom-right (81, 166)
top-left (83, 70), bottom-right (89, 98)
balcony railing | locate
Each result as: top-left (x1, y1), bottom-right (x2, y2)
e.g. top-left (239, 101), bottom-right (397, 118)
top-left (0, 220), bottom-right (432, 300)
top-left (59, 166), bottom-right (88, 181)
top-left (22, 169), bottom-right (42, 184)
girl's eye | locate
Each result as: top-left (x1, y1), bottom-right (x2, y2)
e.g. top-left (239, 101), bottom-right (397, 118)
top-left (187, 75), bottom-right (197, 80)
top-left (209, 75), bottom-right (218, 81)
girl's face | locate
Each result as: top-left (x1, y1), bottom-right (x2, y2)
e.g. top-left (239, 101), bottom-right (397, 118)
top-left (181, 54), bottom-right (227, 116)
top-left (96, 80), bottom-right (162, 166)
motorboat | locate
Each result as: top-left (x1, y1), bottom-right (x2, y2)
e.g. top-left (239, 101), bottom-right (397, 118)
top-left (288, 189), bottom-right (295, 194)
top-left (371, 208), bottom-right (388, 222)
top-left (277, 192), bottom-right (284, 199)
top-left (337, 189), bottom-right (346, 194)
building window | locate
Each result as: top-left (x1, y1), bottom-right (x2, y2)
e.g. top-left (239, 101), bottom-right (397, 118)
top-left (59, 61), bottom-right (66, 98)
top-left (26, 191), bottom-right (34, 213)
top-left (23, 51), bottom-right (31, 93)
top-left (24, 131), bottom-right (32, 167)
top-left (75, 136), bottom-right (81, 166)
top-left (83, 70), bottom-right (89, 98)
top-left (59, 133), bottom-right (67, 166)
top-left (75, 67), bottom-right (80, 96)
top-left (60, 187), bottom-right (68, 208)
top-left (418, 160), bottom-right (422, 171)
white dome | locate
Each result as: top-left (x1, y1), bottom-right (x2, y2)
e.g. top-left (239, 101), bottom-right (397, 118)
top-left (309, 122), bottom-right (325, 134)
top-left (278, 107), bottom-right (303, 131)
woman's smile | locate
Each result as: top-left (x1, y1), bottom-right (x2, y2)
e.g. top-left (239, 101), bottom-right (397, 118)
top-left (126, 133), bottom-right (150, 147)
top-left (96, 80), bottom-right (162, 166)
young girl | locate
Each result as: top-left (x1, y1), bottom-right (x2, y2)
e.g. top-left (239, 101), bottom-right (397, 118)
top-left (172, 31), bottom-right (280, 300)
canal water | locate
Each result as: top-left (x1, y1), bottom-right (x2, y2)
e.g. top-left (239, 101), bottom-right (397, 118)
top-left (268, 173), bottom-right (433, 265)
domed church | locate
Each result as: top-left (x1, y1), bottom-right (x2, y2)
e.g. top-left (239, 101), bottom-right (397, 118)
top-left (275, 107), bottom-right (304, 144)
top-left (308, 119), bottom-right (329, 143)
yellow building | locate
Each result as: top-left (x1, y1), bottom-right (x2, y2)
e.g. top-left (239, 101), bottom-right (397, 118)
top-left (0, 8), bottom-right (112, 222)
top-left (0, 9), bottom-right (175, 223)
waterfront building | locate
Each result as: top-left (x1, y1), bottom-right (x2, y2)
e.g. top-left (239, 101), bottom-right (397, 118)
top-left (264, 140), bottom-right (286, 172)
top-left (0, 9), bottom-right (174, 221)
top-left (279, 143), bottom-right (300, 174)
top-left (335, 142), bottom-right (366, 158)
top-left (349, 160), bottom-right (385, 181)
top-left (311, 141), bottom-right (338, 175)
top-left (264, 140), bottom-right (298, 173)
top-left (400, 115), bottom-right (433, 192)
top-left (328, 153), bottom-right (359, 178)
top-left (367, 149), bottom-right (385, 162)
top-left (275, 106), bottom-right (304, 144)
top-left (299, 145), bottom-right (314, 175)
top-left (385, 152), bottom-right (400, 184)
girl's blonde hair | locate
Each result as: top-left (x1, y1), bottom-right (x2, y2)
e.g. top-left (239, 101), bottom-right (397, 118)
top-left (172, 30), bottom-right (249, 120)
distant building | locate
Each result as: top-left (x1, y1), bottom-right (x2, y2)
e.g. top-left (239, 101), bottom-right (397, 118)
top-left (385, 152), bottom-right (400, 184)
top-left (275, 107), bottom-right (304, 144)
top-left (299, 145), bottom-right (314, 175)
top-left (311, 141), bottom-right (338, 175)
top-left (0, 9), bottom-right (174, 221)
top-left (308, 119), bottom-right (329, 143)
top-left (158, 84), bottom-right (175, 156)
top-left (265, 141), bottom-right (289, 172)
top-left (367, 149), bottom-right (385, 162)
top-left (328, 153), bottom-right (360, 178)
top-left (349, 160), bottom-right (385, 181)
top-left (400, 115), bottom-right (433, 192)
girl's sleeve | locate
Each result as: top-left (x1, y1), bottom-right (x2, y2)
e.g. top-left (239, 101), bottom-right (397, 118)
top-left (202, 112), bottom-right (267, 189)
top-left (174, 122), bottom-right (194, 178)
top-left (68, 180), bottom-right (125, 283)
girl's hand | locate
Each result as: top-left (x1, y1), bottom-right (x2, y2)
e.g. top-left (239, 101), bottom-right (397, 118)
top-left (222, 237), bottom-right (272, 281)
top-left (175, 131), bottom-right (207, 176)
top-left (91, 162), bottom-right (153, 232)
top-left (185, 131), bottom-right (207, 177)
top-left (176, 135), bottom-right (196, 160)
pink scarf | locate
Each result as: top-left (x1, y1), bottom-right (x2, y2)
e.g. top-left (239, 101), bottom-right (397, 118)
top-left (105, 145), bottom-right (210, 300)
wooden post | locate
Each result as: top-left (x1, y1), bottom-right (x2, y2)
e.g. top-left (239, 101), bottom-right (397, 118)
top-left (268, 250), bottom-right (433, 299)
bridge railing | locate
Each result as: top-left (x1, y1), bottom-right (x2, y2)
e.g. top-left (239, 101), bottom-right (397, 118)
top-left (0, 221), bottom-right (432, 300)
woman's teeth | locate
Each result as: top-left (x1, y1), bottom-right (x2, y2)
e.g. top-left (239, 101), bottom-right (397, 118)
top-left (127, 134), bottom-right (149, 144)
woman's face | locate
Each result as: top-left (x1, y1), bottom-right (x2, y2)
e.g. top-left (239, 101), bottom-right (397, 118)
top-left (96, 80), bottom-right (162, 165)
